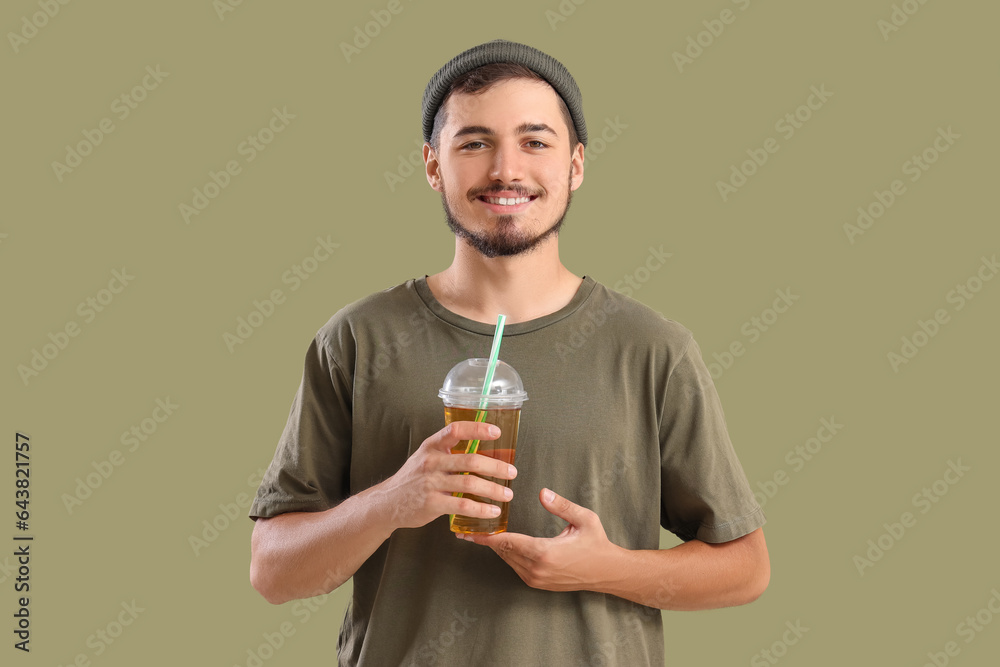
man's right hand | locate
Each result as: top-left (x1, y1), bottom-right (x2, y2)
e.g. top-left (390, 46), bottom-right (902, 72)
top-left (250, 420), bottom-right (517, 604)
top-left (379, 421), bottom-right (517, 530)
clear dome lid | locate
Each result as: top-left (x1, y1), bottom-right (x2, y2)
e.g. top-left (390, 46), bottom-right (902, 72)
top-left (438, 358), bottom-right (528, 408)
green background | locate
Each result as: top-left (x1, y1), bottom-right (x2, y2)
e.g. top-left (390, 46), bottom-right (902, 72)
top-left (3, 0), bottom-right (998, 665)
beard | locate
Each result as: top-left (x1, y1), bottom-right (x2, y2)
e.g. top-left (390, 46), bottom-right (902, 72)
top-left (440, 171), bottom-right (574, 258)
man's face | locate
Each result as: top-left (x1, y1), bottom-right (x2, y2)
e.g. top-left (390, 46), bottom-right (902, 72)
top-left (426, 78), bottom-right (585, 258)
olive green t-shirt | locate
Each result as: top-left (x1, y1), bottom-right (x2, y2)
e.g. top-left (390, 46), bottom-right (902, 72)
top-left (250, 275), bottom-right (766, 666)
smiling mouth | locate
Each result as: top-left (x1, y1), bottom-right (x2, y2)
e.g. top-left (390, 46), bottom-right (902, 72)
top-left (478, 195), bottom-right (537, 205)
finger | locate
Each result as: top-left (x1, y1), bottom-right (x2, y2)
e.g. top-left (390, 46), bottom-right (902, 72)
top-left (426, 421), bottom-right (501, 452)
top-left (459, 530), bottom-right (536, 558)
top-left (540, 488), bottom-right (594, 527)
top-left (448, 494), bottom-right (505, 520)
top-left (441, 451), bottom-right (517, 481)
top-left (442, 472), bottom-right (513, 504)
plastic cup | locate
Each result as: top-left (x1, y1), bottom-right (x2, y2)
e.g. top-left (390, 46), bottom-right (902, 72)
top-left (439, 358), bottom-right (527, 535)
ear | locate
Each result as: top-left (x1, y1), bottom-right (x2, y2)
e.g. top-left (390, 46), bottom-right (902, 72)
top-left (570, 142), bottom-right (585, 191)
top-left (424, 142), bottom-right (443, 192)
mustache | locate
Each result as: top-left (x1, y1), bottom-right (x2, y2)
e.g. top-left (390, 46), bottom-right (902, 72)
top-left (468, 185), bottom-right (542, 199)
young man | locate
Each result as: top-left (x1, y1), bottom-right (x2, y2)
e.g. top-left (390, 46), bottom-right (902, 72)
top-left (249, 39), bottom-right (768, 665)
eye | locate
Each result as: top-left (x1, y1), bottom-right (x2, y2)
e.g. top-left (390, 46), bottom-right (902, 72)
top-left (461, 141), bottom-right (486, 150)
top-left (526, 140), bottom-right (547, 148)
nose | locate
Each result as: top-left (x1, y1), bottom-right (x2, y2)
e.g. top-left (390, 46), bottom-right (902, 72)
top-left (488, 140), bottom-right (526, 184)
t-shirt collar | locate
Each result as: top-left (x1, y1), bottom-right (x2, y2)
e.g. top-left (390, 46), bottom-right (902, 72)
top-left (412, 275), bottom-right (597, 336)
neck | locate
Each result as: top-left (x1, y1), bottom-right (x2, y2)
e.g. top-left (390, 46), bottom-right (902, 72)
top-left (427, 237), bottom-right (582, 324)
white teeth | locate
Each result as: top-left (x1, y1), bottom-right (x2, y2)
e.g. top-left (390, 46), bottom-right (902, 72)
top-left (484, 196), bottom-right (531, 205)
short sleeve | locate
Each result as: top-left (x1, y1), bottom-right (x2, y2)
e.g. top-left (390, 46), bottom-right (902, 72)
top-left (249, 333), bottom-right (353, 519)
top-left (659, 336), bottom-right (766, 543)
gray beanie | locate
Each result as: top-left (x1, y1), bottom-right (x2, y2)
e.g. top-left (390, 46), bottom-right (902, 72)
top-left (422, 39), bottom-right (587, 147)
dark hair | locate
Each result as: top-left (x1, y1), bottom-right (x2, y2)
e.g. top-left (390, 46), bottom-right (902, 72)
top-left (429, 62), bottom-right (579, 153)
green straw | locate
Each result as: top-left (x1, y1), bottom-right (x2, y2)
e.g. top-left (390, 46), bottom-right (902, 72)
top-left (450, 314), bottom-right (506, 527)
top-left (465, 313), bottom-right (506, 455)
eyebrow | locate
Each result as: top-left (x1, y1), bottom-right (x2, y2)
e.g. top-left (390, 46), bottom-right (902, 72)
top-left (452, 123), bottom-right (560, 139)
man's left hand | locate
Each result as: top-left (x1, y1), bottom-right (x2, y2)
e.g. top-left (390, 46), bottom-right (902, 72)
top-left (456, 488), bottom-right (622, 592)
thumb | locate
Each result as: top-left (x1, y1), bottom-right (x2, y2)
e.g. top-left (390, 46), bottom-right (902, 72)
top-left (540, 488), bottom-right (592, 527)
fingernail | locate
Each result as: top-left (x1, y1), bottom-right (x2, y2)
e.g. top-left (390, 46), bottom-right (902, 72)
top-left (543, 489), bottom-right (555, 503)
top-left (488, 425), bottom-right (500, 437)
top-left (507, 465), bottom-right (517, 478)
top-left (491, 505), bottom-right (501, 516)
top-left (504, 487), bottom-right (513, 500)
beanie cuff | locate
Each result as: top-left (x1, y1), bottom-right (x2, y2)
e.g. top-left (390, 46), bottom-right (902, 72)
top-left (421, 39), bottom-right (587, 148)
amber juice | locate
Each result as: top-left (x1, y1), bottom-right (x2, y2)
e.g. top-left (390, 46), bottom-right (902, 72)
top-left (443, 406), bottom-right (521, 535)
